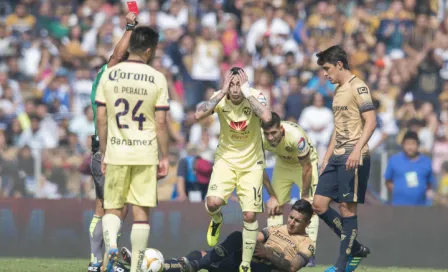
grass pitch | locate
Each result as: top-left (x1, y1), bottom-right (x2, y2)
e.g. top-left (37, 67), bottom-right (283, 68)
top-left (0, 258), bottom-right (444, 272)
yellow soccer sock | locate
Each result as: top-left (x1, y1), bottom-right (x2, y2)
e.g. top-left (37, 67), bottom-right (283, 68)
top-left (130, 222), bottom-right (150, 272)
top-left (102, 214), bottom-right (121, 265)
top-left (267, 215), bottom-right (283, 227)
top-left (205, 203), bottom-right (223, 223)
top-left (242, 220), bottom-right (258, 264)
top-left (306, 214), bottom-right (320, 251)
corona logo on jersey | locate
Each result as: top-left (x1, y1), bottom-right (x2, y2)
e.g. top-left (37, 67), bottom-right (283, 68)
top-left (229, 121), bottom-right (248, 132)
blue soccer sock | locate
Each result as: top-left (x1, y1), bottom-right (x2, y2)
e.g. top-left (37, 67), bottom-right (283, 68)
top-left (318, 208), bottom-right (361, 253)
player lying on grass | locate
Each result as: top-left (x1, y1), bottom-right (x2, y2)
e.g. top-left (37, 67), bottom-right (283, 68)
top-left (87, 11), bottom-right (137, 272)
top-left (261, 111), bottom-right (320, 267)
top-left (119, 200), bottom-right (315, 272)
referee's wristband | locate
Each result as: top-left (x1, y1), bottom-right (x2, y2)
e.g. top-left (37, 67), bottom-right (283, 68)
top-left (241, 82), bottom-right (251, 98)
top-left (126, 21), bottom-right (138, 31)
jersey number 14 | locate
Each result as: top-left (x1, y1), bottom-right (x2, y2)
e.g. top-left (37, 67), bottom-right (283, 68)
top-left (115, 98), bottom-right (146, 130)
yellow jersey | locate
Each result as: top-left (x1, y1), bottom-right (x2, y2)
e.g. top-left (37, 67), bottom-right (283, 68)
top-left (263, 121), bottom-right (318, 166)
top-left (95, 60), bottom-right (170, 165)
top-left (212, 89), bottom-right (267, 171)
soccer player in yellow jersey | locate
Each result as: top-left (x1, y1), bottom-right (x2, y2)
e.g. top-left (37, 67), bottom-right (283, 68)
top-left (312, 45), bottom-right (376, 272)
top-left (194, 67), bottom-right (272, 272)
top-left (260, 112), bottom-right (319, 267)
top-left (95, 26), bottom-right (170, 272)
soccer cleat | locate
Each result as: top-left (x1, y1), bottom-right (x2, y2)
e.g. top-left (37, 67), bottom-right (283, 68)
top-left (346, 245), bottom-right (370, 272)
top-left (88, 261), bottom-right (103, 272)
top-left (114, 261), bottom-right (130, 272)
top-left (324, 266), bottom-right (340, 272)
top-left (306, 256), bottom-right (316, 267)
top-left (239, 263), bottom-right (251, 272)
top-left (120, 247), bottom-right (132, 265)
top-left (105, 248), bottom-right (119, 272)
top-left (179, 257), bottom-right (194, 272)
top-left (207, 216), bottom-right (223, 247)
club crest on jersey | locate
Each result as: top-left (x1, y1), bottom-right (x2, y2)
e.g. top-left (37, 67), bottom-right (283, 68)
top-left (357, 87), bottom-right (368, 95)
top-left (229, 121), bottom-right (247, 131)
top-left (285, 146), bottom-right (293, 152)
top-left (297, 138), bottom-right (306, 151)
top-left (243, 107), bottom-right (252, 116)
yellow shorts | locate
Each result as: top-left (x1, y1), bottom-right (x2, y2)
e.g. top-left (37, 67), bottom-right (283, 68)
top-left (104, 164), bottom-right (157, 209)
top-left (272, 159), bottom-right (319, 206)
top-left (206, 159), bottom-right (264, 212)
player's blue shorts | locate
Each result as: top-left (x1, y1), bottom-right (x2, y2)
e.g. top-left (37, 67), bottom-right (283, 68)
top-left (315, 155), bottom-right (370, 204)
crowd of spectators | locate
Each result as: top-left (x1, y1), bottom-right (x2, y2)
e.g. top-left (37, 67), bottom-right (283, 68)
top-left (0, 0), bottom-right (448, 206)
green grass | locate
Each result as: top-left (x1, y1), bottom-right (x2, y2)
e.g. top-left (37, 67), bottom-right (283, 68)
top-left (0, 258), bottom-right (444, 272)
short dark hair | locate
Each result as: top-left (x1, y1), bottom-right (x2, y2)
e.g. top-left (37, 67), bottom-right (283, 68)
top-left (402, 131), bottom-right (420, 145)
top-left (291, 199), bottom-right (313, 221)
top-left (316, 45), bottom-right (350, 70)
top-left (261, 111), bottom-right (280, 130)
top-left (129, 26), bottom-right (159, 54)
top-left (230, 67), bottom-right (244, 75)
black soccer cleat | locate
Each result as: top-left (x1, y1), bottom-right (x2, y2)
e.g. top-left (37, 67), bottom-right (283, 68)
top-left (352, 244), bottom-right (370, 258)
top-left (346, 245), bottom-right (370, 272)
top-left (114, 261), bottom-right (130, 272)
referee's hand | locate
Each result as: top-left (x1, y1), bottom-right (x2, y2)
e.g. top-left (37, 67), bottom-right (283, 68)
top-left (126, 12), bottom-right (137, 25)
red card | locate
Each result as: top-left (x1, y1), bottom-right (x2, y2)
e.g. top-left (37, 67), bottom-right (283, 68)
top-left (127, 1), bottom-right (139, 14)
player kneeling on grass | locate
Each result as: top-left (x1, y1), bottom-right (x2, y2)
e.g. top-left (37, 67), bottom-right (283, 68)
top-left (120, 200), bottom-right (314, 272)
top-left (261, 111), bottom-right (320, 267)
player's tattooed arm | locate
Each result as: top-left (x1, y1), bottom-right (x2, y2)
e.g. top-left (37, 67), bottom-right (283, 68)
top-left (194, 92), bottom-right (226, 121)
top-left (246, 96), bottom-right (272, 123)
top-left (195, 71), bottom-right (233, 121)
top-left (292, 253), bottom-right (309, 270)
top-left (255, 243), bottom-right (291, 272)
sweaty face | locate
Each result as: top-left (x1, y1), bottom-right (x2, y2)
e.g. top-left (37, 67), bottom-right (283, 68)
top-left (263, 126), bottom-right (283, 147)
top-left (287, 210), bottom-right (309, 235)
top-left (229, 77), bottom-right (244, 104)
top-left (403, 139), bottom-right (419, 158)
top-left (321, 63), bottom-right (339, 84)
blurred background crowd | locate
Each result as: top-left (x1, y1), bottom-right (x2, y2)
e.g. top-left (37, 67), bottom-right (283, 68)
top-left (1, 0), bottom-right (448, 206)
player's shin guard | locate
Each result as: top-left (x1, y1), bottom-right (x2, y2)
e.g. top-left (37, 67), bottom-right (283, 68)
top-left (318, 208), bottom-right (361, 253)
top-left (89, 215), bottom-right (103, 263)
top-left (335, 216), bottom-right (358, 269)
top-left (306, 213), bottom-right (319, 251)
top-left (102, 214), bottom-right (121, 266)
top-left (267, 215), bottom-right (283, 227)
top-left (130, 222), bottom-right (150, 272)
top-left (242, 221), bottom-right (258, 266)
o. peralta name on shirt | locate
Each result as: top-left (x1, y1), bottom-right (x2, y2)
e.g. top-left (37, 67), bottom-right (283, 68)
top-left (109, 69), bottom-right (155, 83)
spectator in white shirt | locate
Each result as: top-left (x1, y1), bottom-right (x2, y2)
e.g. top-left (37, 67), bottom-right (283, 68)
top-left (299, 92), bottom-right (333, 163)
